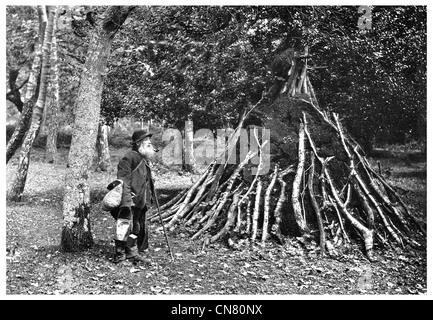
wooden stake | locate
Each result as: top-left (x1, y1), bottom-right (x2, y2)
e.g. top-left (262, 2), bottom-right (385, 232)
top-left (245, 198), bottom-right (252, 235)
top-left (261, 165), bottom-right (279, 246)
top-left (292, 122), bottom-right (308, 232)
top-left (251, 179), bottom-right (263, 242)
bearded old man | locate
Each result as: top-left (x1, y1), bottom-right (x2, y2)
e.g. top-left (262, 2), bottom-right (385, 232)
top-left (110, 129), bottom-right (157, 264)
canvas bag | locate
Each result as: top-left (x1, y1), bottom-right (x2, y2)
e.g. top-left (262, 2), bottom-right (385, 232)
top-left (101, 179), bottom-right (123, 211)
top-left (101, 159), bottom-right (144, 212)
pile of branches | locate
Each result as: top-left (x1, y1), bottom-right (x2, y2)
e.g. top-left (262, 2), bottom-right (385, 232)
top-left (149, 49), bottom-right (426, 260)
top-left (149, 101), bottom-right (425, 260)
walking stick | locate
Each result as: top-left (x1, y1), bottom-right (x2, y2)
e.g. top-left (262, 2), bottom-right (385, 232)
top-left (152, 187), bottom-right (175, 261)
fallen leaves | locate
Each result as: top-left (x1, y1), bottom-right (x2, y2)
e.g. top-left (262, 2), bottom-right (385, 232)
top-left (5, 151), bottom-right (427, 295)
top-left (150, 285), bottom-right (163, 293)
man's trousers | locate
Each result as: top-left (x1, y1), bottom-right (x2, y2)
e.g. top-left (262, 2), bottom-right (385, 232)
top-left (115, 206), bottom-right (149, 252)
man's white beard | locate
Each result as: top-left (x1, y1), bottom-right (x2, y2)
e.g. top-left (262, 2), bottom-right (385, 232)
top-left (138, 143), bottom-right (156, 161)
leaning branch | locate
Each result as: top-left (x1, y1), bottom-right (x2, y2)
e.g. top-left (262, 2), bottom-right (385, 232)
top-left (261, 165), bottom-right (279, 246)
top-left (303, 114), bottom-right (375, 260)
top-left (292, 122), bottom-right (308, 232)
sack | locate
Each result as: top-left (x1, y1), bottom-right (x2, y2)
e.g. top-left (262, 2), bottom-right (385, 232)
top-left (101, 179), bottom-right (123, 211)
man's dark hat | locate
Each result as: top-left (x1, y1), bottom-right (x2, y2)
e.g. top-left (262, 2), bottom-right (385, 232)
top-left (131, 129), bottom-right (152, 144)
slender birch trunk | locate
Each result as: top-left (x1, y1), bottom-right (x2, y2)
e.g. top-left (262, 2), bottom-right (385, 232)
top-left (6, 6), bottom-right (47, 164)
top-left (45, 15), bottom-right (60, 164)
top-left (7, 6), bottom-right (58, 201)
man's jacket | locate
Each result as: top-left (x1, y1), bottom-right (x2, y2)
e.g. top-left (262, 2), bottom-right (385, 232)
top-left (117, 149), bottom-right (155, 209)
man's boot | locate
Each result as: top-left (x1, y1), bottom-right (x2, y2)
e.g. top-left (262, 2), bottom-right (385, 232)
top-left (114, 240), bottom-right (126, 263)
top-left (126, 235), bottom-right (151, 265)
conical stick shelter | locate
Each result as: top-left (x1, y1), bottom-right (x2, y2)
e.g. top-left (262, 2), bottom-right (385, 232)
top-left (149, 48), bottom-right (426, 260)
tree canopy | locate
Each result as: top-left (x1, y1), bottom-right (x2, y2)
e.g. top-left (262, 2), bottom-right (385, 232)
top-left (99, 5), bottom-right (425, 149)
top-left (6, 5), bottom-right (426, 148)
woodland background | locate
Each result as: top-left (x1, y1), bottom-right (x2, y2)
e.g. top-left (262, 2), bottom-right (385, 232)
top-left (5, 5), bottom-right (427, 295)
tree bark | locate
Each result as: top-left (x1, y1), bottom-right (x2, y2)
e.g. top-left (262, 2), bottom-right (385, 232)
top-left (95, 122), bottom-right (112, 171)
top-left (7, 6), bottom-right (57, 201)
top-left (45, 15), bottom-right (60, 164)
top-left (6, 6), bottom-right (47, 164)
top-left (61, 6), bottom-right (135, 252)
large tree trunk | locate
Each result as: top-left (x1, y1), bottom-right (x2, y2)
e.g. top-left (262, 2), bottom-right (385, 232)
top-left (95, 121), bottom-right (112, 172)
top-left (7, 6), bottom-right (58, 201)
top-left (154, 47), bottom-right (426, 260)
top-left (6, 6), bottom-right (47, 164)
top-left (61, 6), bottom-right (135, 252)
top-left (45, 16), bottom-right (60, 164)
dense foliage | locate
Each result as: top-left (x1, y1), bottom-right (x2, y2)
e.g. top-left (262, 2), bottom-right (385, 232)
top-left (7, 6), bottom-right (426, 149)
top-left (100, 5), bottom-right (426, 149)
top-left (311, 6), bottom-right (426, 149)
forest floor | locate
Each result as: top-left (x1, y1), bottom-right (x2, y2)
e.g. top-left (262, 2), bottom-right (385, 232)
top-left (5, 144), bottom-right (427, 296)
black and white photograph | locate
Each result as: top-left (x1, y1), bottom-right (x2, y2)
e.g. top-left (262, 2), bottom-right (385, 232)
top-left (4, 2), bottom-right (428, 301)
